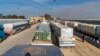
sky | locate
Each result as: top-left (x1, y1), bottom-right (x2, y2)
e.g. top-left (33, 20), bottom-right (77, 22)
top-left (0, 0), bottom-right (100, 19)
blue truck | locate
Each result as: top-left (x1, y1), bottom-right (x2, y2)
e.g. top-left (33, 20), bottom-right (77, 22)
top-left (0, 23), bottom-right (5, 41)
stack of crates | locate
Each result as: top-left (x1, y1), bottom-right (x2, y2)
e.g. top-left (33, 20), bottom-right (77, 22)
top-left (35, 21), bottom-right (51, 40)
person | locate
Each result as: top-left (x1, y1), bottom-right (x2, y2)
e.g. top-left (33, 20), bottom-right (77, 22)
top-left (32, 36), bottom-right (36, 41)
top-left (82, 34), bottom-right (85, 42)
top-left (37, 26), bottom-right (38, 29)
top-left (25, 53), bottom-right (31, 56)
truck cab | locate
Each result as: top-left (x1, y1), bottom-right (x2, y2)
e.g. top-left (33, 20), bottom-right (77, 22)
top-left (0, 24), bottom-right (5, 41)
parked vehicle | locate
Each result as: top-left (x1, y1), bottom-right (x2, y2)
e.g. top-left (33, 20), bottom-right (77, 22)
top-left (35, 21), bottom-right (51, 40)
top-left (76, 23), bottom-right (100, 48)
top-left (53, 21), bottom-right (100, 48)
top-left (0, 23), bottom-right (5, 41)
top-left (50, 22), bottom-right (75, 47)
top-left (77, 23), bottom-right (100, 36)
top-left (3, 21), bottom-right (30, 35)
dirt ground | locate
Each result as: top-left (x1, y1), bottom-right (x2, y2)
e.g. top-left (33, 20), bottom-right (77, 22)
top-left (60, 36), bottom-right (100, 56)
top-left (31, 36), bottom-right (100, 56)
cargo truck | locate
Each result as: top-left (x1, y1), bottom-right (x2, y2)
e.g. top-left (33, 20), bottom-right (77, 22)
top-left (50, 22), bottom-right (75, 47)
top-left (35, 21), bottom-right (51, 40)
top-left (3, 21), bottom-right (31, 35)
top-left (76, 23), bottom-right (100, 48)
top-left (0, 23), bottom-right (5, 41)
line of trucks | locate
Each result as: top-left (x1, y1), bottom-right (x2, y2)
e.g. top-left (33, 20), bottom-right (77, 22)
top-left (34, 21), bottom-right (75, 47)
top-left (61, 21), bottom-right (100, 48)
top-left (2, 21), bottom-right (74, 56)
top-left (0, 19), bottom-right (32, 41)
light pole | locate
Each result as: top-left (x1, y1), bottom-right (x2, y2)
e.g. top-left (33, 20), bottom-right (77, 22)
top-left (53, 0), bottom-right (56, 21)
top-left (17, 7), bottom-right (20, 19)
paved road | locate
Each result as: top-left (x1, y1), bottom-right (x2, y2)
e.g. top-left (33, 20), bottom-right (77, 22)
top-left (0, 24), bottom-right (37, 55)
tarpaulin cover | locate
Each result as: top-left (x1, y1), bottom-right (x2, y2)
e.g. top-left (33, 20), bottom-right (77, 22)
top-left (2, 45), bottom-right (63, 56)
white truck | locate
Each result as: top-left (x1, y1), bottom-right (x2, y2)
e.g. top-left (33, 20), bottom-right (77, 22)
top-left (50, 22), bottom-right (75, 47)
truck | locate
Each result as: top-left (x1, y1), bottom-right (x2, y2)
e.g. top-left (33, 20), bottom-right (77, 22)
top-left (3, 21), bottom-right (30, 35)
top-left (0, 23), bottom-right (5, 41)
top-left (50, 22), bottom-right (75, 47)
top-left (35, 21), bottom-right (51, 40)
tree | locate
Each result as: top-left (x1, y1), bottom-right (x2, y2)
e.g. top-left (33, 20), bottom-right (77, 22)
top-left (19, 16), bottom-right (25, 19)
top-left (44, 14), bottom-right (52, 20)
top-left (11, 15), bottom-right (18, 18)
top-left (0, 14), bottom-right (26, 19)
top-left (2, 16), bottom-right (6, 18)
top-left (0, 14), bottom-right (3, 18)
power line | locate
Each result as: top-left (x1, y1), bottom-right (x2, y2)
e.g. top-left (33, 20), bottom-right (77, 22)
top-left (53, 0), bottom-right (56, 2)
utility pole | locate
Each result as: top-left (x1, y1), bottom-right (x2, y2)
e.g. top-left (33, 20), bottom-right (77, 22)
top-left (17, 7), bottom-right (20, 19)
top-left (53, 0), bottom-right (56, 21)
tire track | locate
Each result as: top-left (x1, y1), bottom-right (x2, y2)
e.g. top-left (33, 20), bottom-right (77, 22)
top-left (75, 36), bottom-right (99, 56)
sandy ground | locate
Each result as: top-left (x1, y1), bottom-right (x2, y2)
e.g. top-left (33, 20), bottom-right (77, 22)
top-left (0, 24), bottom-right (38, 55)
top-left (61, 36), bottom-right (100, 56)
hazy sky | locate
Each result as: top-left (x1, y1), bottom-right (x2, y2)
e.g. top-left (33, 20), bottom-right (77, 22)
top-left (0, 0), bottom-right (100, 19)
